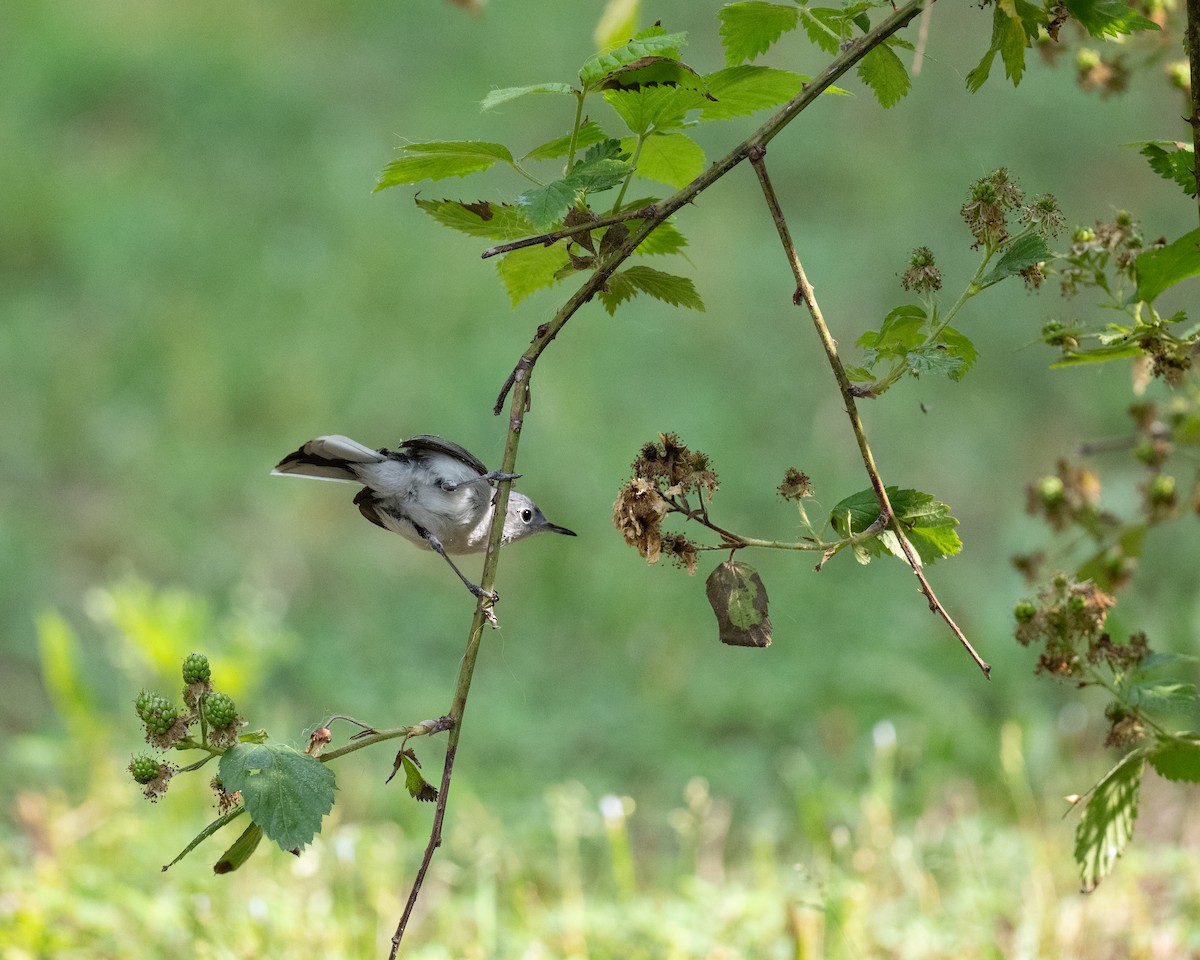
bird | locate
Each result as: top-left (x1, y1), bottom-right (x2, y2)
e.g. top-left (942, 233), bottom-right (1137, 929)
top-left (273, 434), bottom-right (575, 599)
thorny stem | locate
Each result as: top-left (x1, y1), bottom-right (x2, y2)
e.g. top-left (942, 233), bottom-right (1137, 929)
top-left (1187, 0), bottom-right (1200, 227)
top-left (389, 375), bottom-right (530, 956)
top-left (747, 145), bottom-right (991, 679)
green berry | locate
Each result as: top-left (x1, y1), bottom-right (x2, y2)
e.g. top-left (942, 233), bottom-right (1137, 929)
top-left (130, 755), bottom-right (162, 784)
top-left (204, 692), bottom-right (238, 729)
top-left (134, 690), bottom-right (158, 722)
top-left (182, 652), bottom-right (211, 685)
top-left (1013, 601), bottom-right (1037, 624)
top-left (140, 695), bottom-right (179, 736)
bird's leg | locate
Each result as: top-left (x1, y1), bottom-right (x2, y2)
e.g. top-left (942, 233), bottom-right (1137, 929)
top-left (439, 470), bottom-right (521, 491)
top-left (425, 533), bottom-right (498, 601)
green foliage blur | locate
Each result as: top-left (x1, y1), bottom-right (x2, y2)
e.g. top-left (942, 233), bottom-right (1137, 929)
top-left (3, 0), bottom-right (1198, 953)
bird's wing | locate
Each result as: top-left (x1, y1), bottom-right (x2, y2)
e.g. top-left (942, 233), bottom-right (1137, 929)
top-left (399, 435), bottom-right (488, 476)
top-left (272, 435), bottom-right (386, 482)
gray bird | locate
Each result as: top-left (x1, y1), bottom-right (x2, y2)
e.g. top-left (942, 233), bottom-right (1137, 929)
top-left (273, 434), bottom-right (575, 598)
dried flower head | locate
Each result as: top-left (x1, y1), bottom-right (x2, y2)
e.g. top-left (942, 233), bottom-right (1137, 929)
top-left (961, 168), bottom-right (1024, 249)
top-left (613, 477), bottom-right (669, 564)
top-left (901, 246), bottom-right (942, 293)
top-left (777, 468), bottom-right (813, 501)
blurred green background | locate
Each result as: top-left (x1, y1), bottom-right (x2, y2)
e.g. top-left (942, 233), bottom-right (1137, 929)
top-left (4, 0), bottom-right (1199, 956)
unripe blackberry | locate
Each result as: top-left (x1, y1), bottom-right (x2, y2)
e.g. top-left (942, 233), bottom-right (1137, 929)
top-left (130, 755), bottom-right (162, 784)
top-left (134, 690), bottom-right (159, 722)
top-left (204, 692), bottom-right (238, 729)
top-left (141, 695), bottom-right (179, 736)
top-left (182, 652), bottom-right (211, 685)
top-left (1013, 601), bottom-right (1037, 624)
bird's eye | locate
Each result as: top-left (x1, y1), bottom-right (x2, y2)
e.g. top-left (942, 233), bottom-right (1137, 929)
top-left (521, 508), bottom-right (533, 523)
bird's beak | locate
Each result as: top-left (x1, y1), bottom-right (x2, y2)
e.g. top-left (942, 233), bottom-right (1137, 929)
top-left (547, 523), bottom-right (577, 537)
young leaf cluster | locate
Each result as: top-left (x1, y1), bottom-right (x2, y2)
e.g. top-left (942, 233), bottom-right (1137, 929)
top-left (848, 169), bottom-right (1060, 397)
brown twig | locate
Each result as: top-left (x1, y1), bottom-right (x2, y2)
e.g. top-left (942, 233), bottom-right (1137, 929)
top-left (1186, 0), bottom-right (1200, 227)
top-left (746, 144), bottom-right (990, 679)
top-left (481, 203), bottom-right (659, 259)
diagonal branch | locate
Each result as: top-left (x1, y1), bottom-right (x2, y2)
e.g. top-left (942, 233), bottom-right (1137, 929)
top-left (746, 145), bottom-right (991, 679)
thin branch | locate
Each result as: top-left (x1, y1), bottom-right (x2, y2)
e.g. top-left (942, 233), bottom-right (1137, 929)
top-left (1187, 0), bottom-right (1200, 226)
top-left (494, 0), bottom-right (930, 413)
top-left (481, 203), bottom-right (659, 259)
top-left (746, 145), bottom-right (991, 680)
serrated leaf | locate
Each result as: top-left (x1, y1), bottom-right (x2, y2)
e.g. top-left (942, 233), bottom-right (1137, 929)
top-left (569, 144), bottom-right (634, 193)
top-left (415, 198), bottom-right (535, 240)
top-left (858, 304), bottom-right (927, 358)
top-left (1131, 141), bottom-right (1198, 197)
top-left (213, 822), bottom-right (265, 874)
top-left (936, 326), bottom-right (978, 381)
top-left (604, 86), bottom-right (704, 134)
top-left (1065, 0), bottom-right (1160, 38)
top-left (1075, 750), bottom-right (1144, 892)
top-left (717, 2), bottom-right (799, 66)
top-left (602, 264), bottom-right (704, 314)
top-left (1129, 679), bottom-right (1200, 713)
top-left (906, 344), bottom-right (966, 380)
top-left (981, 233), bottom-right (1052, 285)
top-left (628, 133), bottom-right (705, 189)
top-left (700, 66), bottom-right (809, 121)
top-left (163, 806), bottom-right (246, 871)
top-left (966, 0), bottom-right (1041, 91)
top-left (374, 141), bottom-right (513, 191)
top-left (496, 243), bottom-right (570, 305)
top-left (857, 44), bottom-right (910, 109)
top-left (705, 560), bottom-right (772, 647)
top-left (828, 487), bottom-right (961, 565)
top-left (516, 180), bottom-right (582, 232)
top-left (480, 82), bottom-right (575, 112)
top-left (1133, 228), bottom-right (1200, 306)
top-left (798, 7), bottom-right (849, 55)
top-left (1148, 738), bottom-right (1200, 783)
top-left (524, 121), bottom-right (613, 163)
top-left (217, 743), bottom-right (336, 853)
top-left (632, 219), bottom-right (688, 256)
top-left (580, 32), bottom-right (689, 88)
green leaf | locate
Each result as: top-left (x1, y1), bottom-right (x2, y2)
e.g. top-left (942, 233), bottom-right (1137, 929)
top-left (632, 219), bottom-right (688, 256)
top-left (603, 86), bottom-right (703, 134)
top-left (579, 32), bottom-right (688, 88)
top-left (1129, 679), bottom-right (1200, 713)
top-left (858, 304), bottom-right (927, 364)
top-left (480, 82), bottom-right (575, 112)
top-left (906, 343), bottom-right (967, 380)
top-left (213, 822), bottom-right (265, 874)
top-left (569, 141), bottom-right (634, 192)
top-left (496, 243), bottom-right (570, 305)
top-left (828, 487), bottom-right (962, 566)
top-left (981, 233), bottom-right (1052, 285)
top-left (966, 0), bottom-right (1041, 91)
top-left (594, 0), bottom-right (641, 52)
top-left (523, 120), bottom-right (612, 162)
top-left (1133, 228), bottom-right (1200, 305)
top-left (936, 326), bottom-right (978, 381)
top-left (1075, 750), bottom-right (1144, 892)
top-left (217, 743), bottom-right (336, 853)
top-left (1065, 0), bottom-right (1160, 38)
top-left (598, 264), bottom-right (704, 315)
top-left (628, 133), bottom-right (705, 189)
top-left (516, 180), bottom-right (582, 232)
top-left (857, 44), bottom-right (910, 109)
top-left (415, 198), bottom-right (535, 241)
top-left (717, 2), bottom-right (799, 66)
top-left (700, 66), bottom-right (809, 121)
top-left (400, 752), bottom-right (439, 802)
top-left (1148, 738), bottom-right (1200, 783)
top-left (374, 141), bottom-right (513, 191)
top-left (705, 560), bottom-right (772, 647)
top-left (1130, 141), bottom-right (1198, 198)
top-left (798, 7), bottom-right (849, 55)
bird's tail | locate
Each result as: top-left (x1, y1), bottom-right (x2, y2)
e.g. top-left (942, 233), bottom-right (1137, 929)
top-left (272, 435), bottom-right (385, 483)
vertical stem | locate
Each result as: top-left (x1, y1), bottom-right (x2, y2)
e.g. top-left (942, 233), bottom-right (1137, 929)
top-left (1186, 0), bottom-right (1200, 226)
top-left (747, 146), bottom-right (991, 679)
